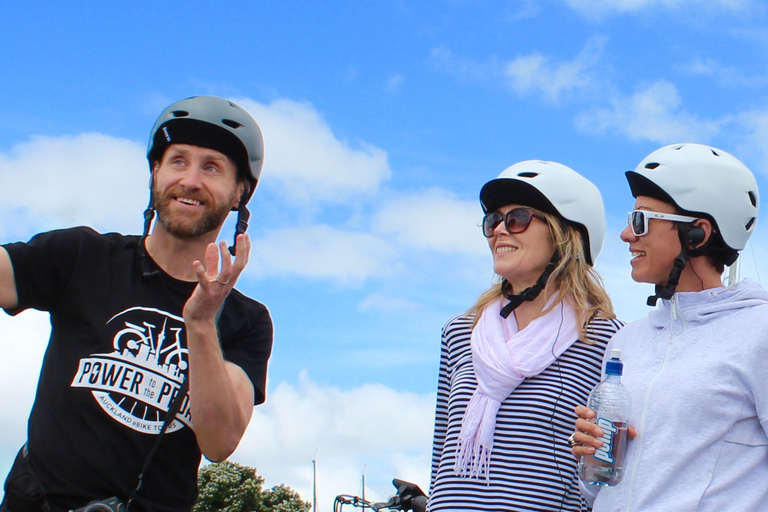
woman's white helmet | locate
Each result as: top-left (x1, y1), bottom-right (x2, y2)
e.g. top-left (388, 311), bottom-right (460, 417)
top-left (626, 143), bottom-right (759, 252)
top-left (479, 160), bottom-right (606, 265)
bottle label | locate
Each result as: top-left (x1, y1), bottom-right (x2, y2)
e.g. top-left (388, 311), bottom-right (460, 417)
top-left (594, 417), bottom-right (618, 464)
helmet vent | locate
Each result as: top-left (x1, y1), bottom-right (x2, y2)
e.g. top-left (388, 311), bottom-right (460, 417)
top-left (746, 217), bottom-right (755, 231)
top-left (222, 119), bottom-right (243, 129)
top-left (170, 110), bottom-right (190, 118)
top-left (644, 162), bottom-right (660, 170)
top-left (517, 172), bottom-right (539, 178)
top-left (749, 191), bottom-right (757, 207)
top-left (710, 148), bottom-right (720, 157)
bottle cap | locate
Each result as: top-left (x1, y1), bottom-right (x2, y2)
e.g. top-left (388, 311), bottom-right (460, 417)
top-left (605, 348), bottom-right (623, 376)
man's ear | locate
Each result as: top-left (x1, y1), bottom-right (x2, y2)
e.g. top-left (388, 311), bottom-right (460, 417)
top-left (232, 180), bottom-right (245, 210)
top-left (150, 161), bottom-right (159, 188)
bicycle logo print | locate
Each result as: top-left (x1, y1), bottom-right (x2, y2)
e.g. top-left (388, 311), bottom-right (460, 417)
top-left (71, 306), bottom-right (192, 434)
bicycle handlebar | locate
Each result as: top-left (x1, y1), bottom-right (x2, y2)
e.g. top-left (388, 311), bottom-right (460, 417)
top-left (334, 479), bottom-right (426, 512)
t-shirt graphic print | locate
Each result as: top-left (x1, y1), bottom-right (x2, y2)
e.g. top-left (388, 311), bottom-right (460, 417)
top-left (71, 306), bottom-right (191, 434)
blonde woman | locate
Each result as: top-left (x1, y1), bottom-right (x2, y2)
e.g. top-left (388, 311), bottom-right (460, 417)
top-left (427, 161), bottom-right (623, 511)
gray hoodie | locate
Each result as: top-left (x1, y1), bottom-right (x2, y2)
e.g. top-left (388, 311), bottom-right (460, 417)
top-left (588, 279), bottom-right (768, 511)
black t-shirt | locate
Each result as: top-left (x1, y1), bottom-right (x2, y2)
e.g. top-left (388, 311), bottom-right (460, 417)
top-left (3, 227), bottom-right (273, 512)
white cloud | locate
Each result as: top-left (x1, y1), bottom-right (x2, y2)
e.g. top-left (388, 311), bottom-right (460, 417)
top-left (387, 74), bottom-right (405, 93)
top-left (371, 189), bottom-right (486, 256)
top-left (237, 99), bottom-right (392, 206)
top-left (0, 134), bottom-right (147, 237)
top-left (249, 225), bottom-right (398, 284)
top-left (430, 47), bottom-right (499, 82)
top-left (686, 57), bottom-right (719, 76)
top-left (231, 373), bottom-right (434, 509)
top-left (0, 311), bottom-right (52, 480)
top-left (432, 37), bottom-right (605, 104)
top-left (685, 57), bottom-right (768, 88)
top-left (504, 36), bottom-right (606, 103)
top-left (576, 80), bottom-right (721, 143)
top-left (564, 0), bottom-right (755, 16)
top-left (730, 108), bottom-right (768, 175)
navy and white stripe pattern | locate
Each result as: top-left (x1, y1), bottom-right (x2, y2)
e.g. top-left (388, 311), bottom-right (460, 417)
top-left (428, 314), bottom-right (623, 511)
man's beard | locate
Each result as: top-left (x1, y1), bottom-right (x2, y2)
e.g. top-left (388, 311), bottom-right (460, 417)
top-left (153, 186), bottom-right (235, 239)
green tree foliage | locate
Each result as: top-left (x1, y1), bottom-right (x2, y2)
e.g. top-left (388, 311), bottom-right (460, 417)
top-left (194, 461), bottom-right (311, 512)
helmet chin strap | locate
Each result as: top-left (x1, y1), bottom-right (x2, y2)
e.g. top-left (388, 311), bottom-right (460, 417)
top-left (228, 181), bottom-right (252, 255)
top-left (229, 200), bottom-right (250, 256)
top-left (646, 228), bottom-right (693, 306)
top-left (139, 197), bottom-right (160, 280)
top-left (499, 251), bottom-right (560, 319)
top-left (647, 249), bottom-right (688, 306)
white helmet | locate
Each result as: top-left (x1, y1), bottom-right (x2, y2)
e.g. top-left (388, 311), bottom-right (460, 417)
top-left (480, 160), bottom-right (606, 265)
top-left (626, 143), bottom-right (759, 252)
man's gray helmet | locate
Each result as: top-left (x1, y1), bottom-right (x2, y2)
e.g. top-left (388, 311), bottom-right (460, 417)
top-left (147, 95), bottom-right (264, 203)
top-left (480, 160), bottom-right (606, 265)
top-left (143, 96), bottom-right (264, 258)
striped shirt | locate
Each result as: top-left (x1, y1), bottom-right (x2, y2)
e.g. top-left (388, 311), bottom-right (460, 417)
top-left (428, 314), bottom-right (623, 512)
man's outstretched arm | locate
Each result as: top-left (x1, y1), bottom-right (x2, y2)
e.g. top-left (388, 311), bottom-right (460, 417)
top-left (0, 247), bottom-right (18, 309)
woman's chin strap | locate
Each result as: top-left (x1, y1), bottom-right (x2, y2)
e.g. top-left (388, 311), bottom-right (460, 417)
top-left (647, 223), bottom-right (698, 306)
top-left (647, 245), bottom-right (689, 306)
top-left (499, 252), bottom-right (560, 319)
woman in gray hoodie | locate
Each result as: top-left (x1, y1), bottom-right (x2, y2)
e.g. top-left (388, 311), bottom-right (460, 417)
top-left (570, 143), bottom-right (768, 511)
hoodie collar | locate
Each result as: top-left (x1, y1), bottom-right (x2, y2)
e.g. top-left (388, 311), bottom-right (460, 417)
top-left (648, 279), bottom-right (768, 328)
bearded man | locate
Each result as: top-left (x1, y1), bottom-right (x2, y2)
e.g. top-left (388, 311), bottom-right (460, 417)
top-left (0, 96), bottom-right (273, 512)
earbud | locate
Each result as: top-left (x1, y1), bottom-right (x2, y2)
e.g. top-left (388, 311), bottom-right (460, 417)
top-left (687, 225), bottom-right (705, 249)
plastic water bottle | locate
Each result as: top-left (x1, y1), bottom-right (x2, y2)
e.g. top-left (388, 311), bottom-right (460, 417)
top-left (579, 348), bottom-right (632, 486)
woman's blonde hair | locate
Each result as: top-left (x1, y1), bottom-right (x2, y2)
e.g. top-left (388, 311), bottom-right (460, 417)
top-left (468, 210), bottom-right (615, 341)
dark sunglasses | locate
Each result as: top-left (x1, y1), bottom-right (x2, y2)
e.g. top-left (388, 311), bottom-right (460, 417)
top-left (628, 210), bottom-right (698, 237)
top-left (482, 207), bottom-right (546, 238)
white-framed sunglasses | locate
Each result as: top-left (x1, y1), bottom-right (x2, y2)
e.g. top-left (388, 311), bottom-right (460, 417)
top-left (628, 210), bottom-right (698, 237)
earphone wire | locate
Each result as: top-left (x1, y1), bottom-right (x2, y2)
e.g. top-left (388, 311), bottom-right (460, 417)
top-left (749, 240), bottom-right (760, 286)
top-left (547, 300), bottom-right (571, 511)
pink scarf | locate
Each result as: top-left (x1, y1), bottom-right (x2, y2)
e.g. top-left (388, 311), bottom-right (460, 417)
top-left (454, 294), bottom-right (579, 480)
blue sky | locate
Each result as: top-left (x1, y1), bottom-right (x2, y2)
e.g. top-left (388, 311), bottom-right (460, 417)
top-left (2, 0), bottom-right (768, 509)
